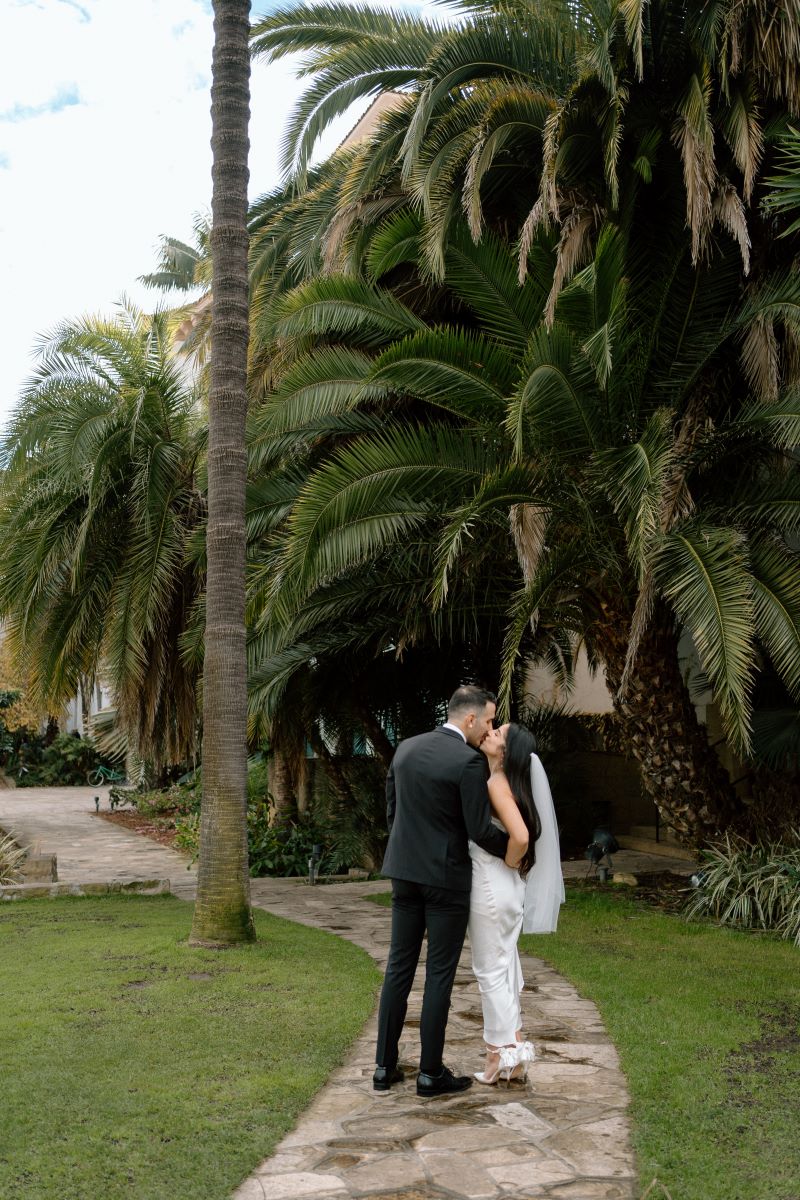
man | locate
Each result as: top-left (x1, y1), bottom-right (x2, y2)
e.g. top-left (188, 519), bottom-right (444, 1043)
top-left (373, 685), bottom-right (509, 1097)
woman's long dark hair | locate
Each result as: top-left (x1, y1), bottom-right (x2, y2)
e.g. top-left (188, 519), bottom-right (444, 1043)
top-left (503, 723), bottom-right (541, 878)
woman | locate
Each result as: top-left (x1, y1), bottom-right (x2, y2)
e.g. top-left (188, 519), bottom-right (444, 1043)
top-left (468, 722), bottom-right (565, 1084)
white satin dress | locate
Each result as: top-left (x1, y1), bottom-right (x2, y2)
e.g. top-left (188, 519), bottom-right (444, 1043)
top-left (467, 754), bottom-right (565, 1047)
top-left (468, 819), bottom-right (526, 1045)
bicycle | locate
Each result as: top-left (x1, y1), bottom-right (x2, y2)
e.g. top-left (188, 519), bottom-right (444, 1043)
top-left (86, 764), bottom-right (127, 787)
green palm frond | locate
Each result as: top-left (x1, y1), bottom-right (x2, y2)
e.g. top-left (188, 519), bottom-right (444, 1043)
top-left (763, 125), bottom-right (800, 237)
top-left (368, 327), bottom-right (513, 423)
top-left (596, 408), bottom-right (677, 577)
top-left (653, 522), bottom-right (756, 753)
top-left (430, 463), bottom-right (539, 606)
top-left (271, 275), bottom-right (427, 345)
top-left (278, 422), bottom-right (510, 600)
top-left (507, 321), bottom-right (603, 457)
top-left (443, 226), bottom-right (549, 352)
top-left (251, 346), bottom-right (375, 439)
top-left (366, 209), bottom-right (424, 280)
top-left (750, 540), bottom-right (800, 701)
top-left (733, 474), bottom-right (800, 535)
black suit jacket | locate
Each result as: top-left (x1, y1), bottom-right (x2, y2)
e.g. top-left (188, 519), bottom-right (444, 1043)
top-left (381, 727), bottom-right (509, 892)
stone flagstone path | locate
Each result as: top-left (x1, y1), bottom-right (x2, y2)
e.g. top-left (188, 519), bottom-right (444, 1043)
top-left (0, 787), bottom-right (643, 1199)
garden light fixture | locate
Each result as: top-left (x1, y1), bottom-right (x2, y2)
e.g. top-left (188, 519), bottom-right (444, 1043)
top-left (585, 829), bottom-right (619, 881)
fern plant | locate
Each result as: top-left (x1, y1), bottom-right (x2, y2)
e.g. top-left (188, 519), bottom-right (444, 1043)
top-left (686, 833), bottom-right (800, 947)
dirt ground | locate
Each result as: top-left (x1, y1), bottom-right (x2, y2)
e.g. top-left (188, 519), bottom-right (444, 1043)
top-left (95, 809), bottom-right (181, 850)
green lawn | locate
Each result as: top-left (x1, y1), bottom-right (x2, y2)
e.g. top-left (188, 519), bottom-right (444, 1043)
top-left (0, 895), bottom-right (380, 1200)
top-left (368, 885), bottom-right (800, 1199)
top-left (520, 886), bottom-right (800, 1200)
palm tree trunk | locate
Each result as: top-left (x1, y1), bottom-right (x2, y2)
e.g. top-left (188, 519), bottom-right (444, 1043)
top-left (268, 746), bottom-right (298, 825)
top-left (190, 0), bottom-right (255, 946)
top-left (307, 727), bottom-right (356, 808)
top-left (599, 600), bottom-right (739, 847)
top-left (79, 674), bottom-right (93, 737)
top-left (354, 703), bottom-right (395, 769)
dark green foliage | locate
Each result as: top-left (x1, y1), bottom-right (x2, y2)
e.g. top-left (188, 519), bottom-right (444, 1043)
top-left (15, 733), bottom-right (102, 787)
top-left (325, 756), bottom-right (389, 872)
top-left (686, 833), bottom-right (800, 945)
top-left (247, 805), bottom-right (335, 877)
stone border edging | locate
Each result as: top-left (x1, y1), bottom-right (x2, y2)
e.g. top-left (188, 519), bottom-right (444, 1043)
top-left (0, 878), bottom-right (171, 900)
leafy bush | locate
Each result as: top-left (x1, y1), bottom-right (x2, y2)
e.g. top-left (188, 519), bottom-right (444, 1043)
top-left (174, 811), bottom-right (200, 858)
top-left (134, 788), bottom-right (190, 817)
top-left (686, 833), bottom-right (800, 947)
top-left (247, 804), bottom-right (335, 878)
top-left (107, 785), bottom-right (137, 810)
top-left (0, 832), bottom-right (27, 885)
top-left (135, 755), bottom-right (379, 878)
top-left (247, 756), bottom-right (270, 805)
top-left (173, 801), bottom-right (335, 878)
top-left (17, 733), bottom-right (102, 787)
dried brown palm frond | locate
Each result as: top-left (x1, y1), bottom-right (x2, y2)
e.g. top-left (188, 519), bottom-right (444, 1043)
top-left (510, 503), bottom-right (549, 586)
top-left (322, 201), bottom-right (364, 273)
top-left (741, 314), bottom-right (780, 402)
top-left (461, 81), bottom-right (556, 243)
top-left (718, 81), bottom-right (763, 202)
top-left (518, 195), bottom-right (547, 284)
top-left (784, 322), bottom-right (800, 387)
top-left (672, 69), bottom-right (717, 264)
top-left (540, 104), bottom-right (564, 225)
top-left (726, 0), bottom-right (800, 116)
top-left (713, 178), bottom-right (751, 274)
top-left (543, 204), bottom-right (598, 326)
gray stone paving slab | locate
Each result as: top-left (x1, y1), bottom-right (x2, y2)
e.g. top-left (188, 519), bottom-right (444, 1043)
top-left (0, 787), bottom-right (645, 1199)
top-left (0, 786), bottom-right (197, 885)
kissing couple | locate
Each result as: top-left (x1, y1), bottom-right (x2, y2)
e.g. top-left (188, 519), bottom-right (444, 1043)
top-left (374, 684), bottom-right (565, 1097)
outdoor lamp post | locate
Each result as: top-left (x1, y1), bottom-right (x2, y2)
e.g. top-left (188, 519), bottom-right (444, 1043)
top-left (585, 829), bottom-right (620, 882)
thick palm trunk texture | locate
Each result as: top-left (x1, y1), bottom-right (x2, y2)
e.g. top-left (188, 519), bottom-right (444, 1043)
top-left (191, 0), bottom-right (255, 945)
top-left (599, 601), bottom-right (738, 848)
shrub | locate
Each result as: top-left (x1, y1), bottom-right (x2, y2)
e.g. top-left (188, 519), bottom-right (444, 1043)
top-left (134, 788), bottom-right (188, 817)
top-left (247, 755), bottom-right (270, 805)
top-left (174, 811), bottom-right (200, 859)
top-left (0, 832), bottom-right (27, 884)
top-left (17, 733), bottom-right (102, 787)
top-left (247, 805), bottom-right (335, 878)
top-left (685, 832), bottom-right (800, 947)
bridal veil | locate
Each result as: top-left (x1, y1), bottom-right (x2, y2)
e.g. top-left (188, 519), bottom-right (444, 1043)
top-left (522, 753), bottom-right (565, 934)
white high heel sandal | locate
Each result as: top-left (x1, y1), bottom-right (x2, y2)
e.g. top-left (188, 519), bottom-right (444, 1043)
top-left (514, 1040), bottom-right (535, 1082)
top-left (474, 1044), bottom-right (519, 1086)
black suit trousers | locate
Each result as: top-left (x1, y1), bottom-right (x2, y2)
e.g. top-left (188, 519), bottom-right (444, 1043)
top-left (375, 879), bottom-right (470, 1075)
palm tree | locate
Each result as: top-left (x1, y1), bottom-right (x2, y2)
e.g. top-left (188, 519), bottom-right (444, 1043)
top-left (0, 305), bottom-right (205, 769)
top-left (190, 0), bottom-right (256, 947)
top-left (246, 215), bottom-right (800, 843)
top-left (251, 0), bottom-right (800, 286)
top-left (139, 213), bottom-right (213, 377)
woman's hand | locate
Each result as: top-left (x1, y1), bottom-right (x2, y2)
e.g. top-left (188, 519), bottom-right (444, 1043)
top-left (505, 838), bottom-right (528, 870)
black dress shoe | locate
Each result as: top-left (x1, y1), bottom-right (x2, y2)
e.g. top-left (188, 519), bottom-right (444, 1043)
top-left (373, 1065), bottom-right (405, 1091)
top-left (416, 1066), bottom-right (473, 1097)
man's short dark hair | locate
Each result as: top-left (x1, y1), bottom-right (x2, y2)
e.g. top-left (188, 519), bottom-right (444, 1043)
top-left (447, 685), bottom-right (496, 719)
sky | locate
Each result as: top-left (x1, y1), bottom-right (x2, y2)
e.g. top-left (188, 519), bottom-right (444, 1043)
top-left (0, 0), bottom-right (407, 426)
